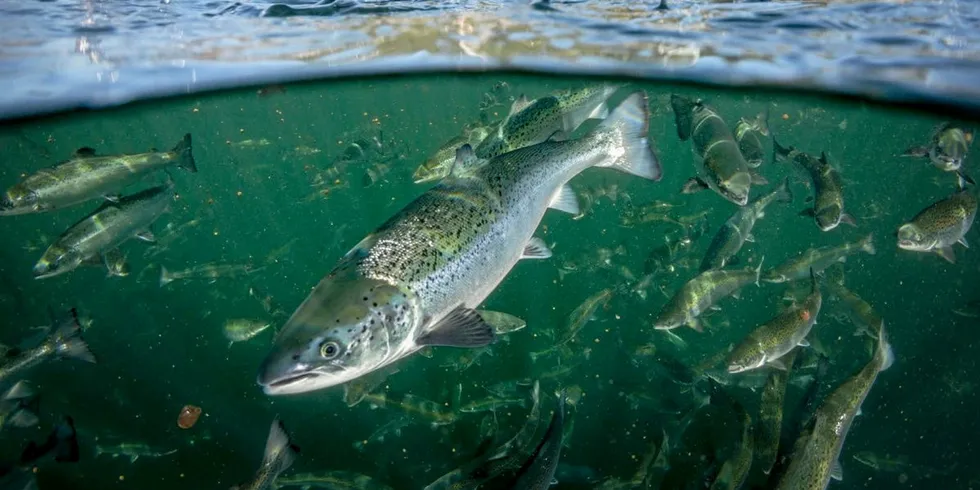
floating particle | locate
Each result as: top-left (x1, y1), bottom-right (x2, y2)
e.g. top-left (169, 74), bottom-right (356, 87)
top-left (177, 405), bottom-right (202, 429)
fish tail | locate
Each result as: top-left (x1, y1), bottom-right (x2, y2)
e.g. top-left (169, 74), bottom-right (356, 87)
top-left (772, 137), bottom-right (791, 164)
top-left (860, 233), bottom-right (876, 255)
top-left (159, 266), bottom-right (174, 287)
top-left (757, 106), bottom-right (771, 137)
top-left (561, 84), bottom-right (616, 133)
top-left (172, 133), bottom-right (197, 173)
top-left (877, 321), bottom-right (894, 371)
top-left (263, 418), bottom-right (300, 474)
top-left (754, 256), bottom-right (766, 287)
top-left (956, 170), bottom-right (976, 189)
top-left (775, 177), bottom-right (793, 203)
top-left (50, 308), bottom-right (96, 363)
top-left (594, 91), bottom-right (661, 181)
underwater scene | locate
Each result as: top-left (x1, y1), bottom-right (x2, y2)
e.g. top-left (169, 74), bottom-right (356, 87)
top-left (0, 74), bottom-right (976, 490)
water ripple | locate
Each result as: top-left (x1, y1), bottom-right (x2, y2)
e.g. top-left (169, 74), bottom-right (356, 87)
top-left (0, 0), bottom-right (979, 119)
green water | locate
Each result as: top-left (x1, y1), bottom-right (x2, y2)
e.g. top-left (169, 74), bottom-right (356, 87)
top-left (0, 74), bottom-right (975, 489)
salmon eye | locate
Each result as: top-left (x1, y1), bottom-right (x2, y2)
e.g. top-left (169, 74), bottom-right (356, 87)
top-left (320, 341), bottom-right (340, 360)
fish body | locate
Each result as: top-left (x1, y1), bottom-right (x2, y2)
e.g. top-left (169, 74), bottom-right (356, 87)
top-left (654, 262), bottom-right (763, 331)
top-left (897, 188), bottom-right (977, 263)
top-left (531, 288), bottom-right (613, 360)
top-left (0, 134), bottom-right (194, 216)
top-left (824, 266), bottom-right (882, 338)
top-left (360, 393), bottom-right (456, 426)
top-left (733, 111), bottom-right (770, 168)
top-left (0, 310), bottom-right (95, 386)
top-left (273, 471), bottom-right (392, 490)
top-left (258, 92), bottom-right (659, 395)
top-left (224, 319), bottom-right (273, 345)
top-left (756, 350), bottom-right (797, 476)
top-left (459, 396), bottom-right (526, 414)
top-left (775, 322), bottom-right (893, 490)
top-left (475, 86), bottom-right (616, 160)
top-left (710, 404), bottom-right (753, 490)
top-left (763, 234), bottom-right (875, 283)
top-left (512, 395), bottom-right (566, 490)
top-left (701, 178), bottom-right (791, 271)
top-left (95, 443), bottom-right (177, 463)
top-left (33, 185), bottom-right (171, 279)
top-left (904, 123), bottom-right (974, 184)
top-left (671, 95), bottom-right (752, 205)
top-left (233, 419), bottom-right (300, 490)
top-left (159, 262), bottom-right (263, 287)
top-left (774, 141), bottom-right (853, 231)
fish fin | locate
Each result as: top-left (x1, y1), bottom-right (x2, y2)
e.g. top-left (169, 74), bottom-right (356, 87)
top-left (135, 230), bottom-right (156, 243)
top-left (957, 171), bottom-right (976, 189)
top-left (103, 194), bottom-right (121, 203)
top-left (594, 91), bottom-right (661, 180)
top-left (561, 86), bottom-right (614, 133)
top-left (546, 130), bottom-right (571, 142)
top-left (9, 408), bottom-right (39, 428)
top-left (3, 380), bottom-right (35, 400)
top-left (130, 455), bottom-right (139, 463)
top-left (901, 146), bottom-right (929, 158)
top-left (73, 147), bottom-right (97, 157)
top-left (669, 94), bottom-right (697, 141)
top-left (417, 306), bottom-right (496, 348)
top-left (448, 144), bottom-right (485, 178)
top-left (681, 177), bottom-right (710, 194)
top-left (51, 309), bottom-right (96, 363)
top-left (772, 137), bottom-right (792, 163)
top-left (856, 406), bottom-right (863, 416)
top-left (548, 184), bottom-right (580, 215)
top-left (744, 233), bottom-right (755, 243)
top-left (264, 419), bottom-right (300, 474)
top-left (768, 359), bottom-right (788, 371)
top-left (775, 177), bottom-right (793, 203)
top-left (709, 305), bottom-right (722, 312)
top-left (958, 237), bottom-right (969, 248)
top-left (937, 246), bottom-right (956, 264)
top-left (508, 95), bottom-right (532, 117)
top-left (731, 291), bottom-right (741, 300)
top-left (159, 266), bottom-right (173, 287)
top-left (860, 234), bottom-right (876, 255)
top-left (476, 310), bottom-right (526, 335)
top-left (748, 168), bottom-right (768, 185)
top-left (799, 208), bottom-right (816, 218)
top-left (819, 151), bottom-right (830, 166)
top-left (172, 133), bottom-right (197, 173)
top-left (831, 460), bottom-right (844, 481)
top-left (521, 237), bottom-right (552, 259)
top-left (52, 416), bottom-right (79, 463)
top-left (839, 213), bottom-right (857, 227)
top-left (686, 317), bottom-right (703, 333)
top-left (798, 339), bottom-right (811, 347)
top-left (754, 256), bottom-right (766, 286)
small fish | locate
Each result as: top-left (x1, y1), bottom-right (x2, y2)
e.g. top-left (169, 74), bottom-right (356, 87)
top-left (511, 394), bottom-right (566, 490)
top-left (775, 321), bottom-right (893, 490)
top-left (654, 261), bottom-right (764, 332)
top-left (0, 309), bottom-right (95, 386)
top-left (903, 122), bottom-right (975, 187)
top-left (159, 262), bottom-right (264, 287)
top-left (223, 319), bottom-right (273, 347)
top-left (342, 366), bottom-right (399, 407)
top-left (824, 264), bottom-right (882, 338)
top-left (733, 110), bottom-right (770, 168)
top-left (0, 134), bottom-right (194, 216)
top-left (477, 310), bottom-right (527, 335)
top-left (727, 270), bottom-right (821, 373)
top-left (102, 249), bottom-right (130, 278)
top-left (897, 187), bottom-right (977, 264)
top-left (352, 416), bottom-right (411, 451)
top-left (229, 138), bottom-right (272, 149)
top-left (95, 443), bottom-right (177, 463)
top-left (755, 350), bottom-right (798, 476)
top-left (774, 141), bottom-right (854, 231)
top-left (701, 178), bottom-right (792, 271)
top-left (671, 95), bottom-right (753, 206)
top-left (531, 288), bottom-right (613, 360)
top-left (359, 392), bottom-right (456, 427)
top-left (763, 234), bottom-right (875, 283)
top-left (33, 185), bottom-right (172, 279)
top-left (459, 395), bottom-right (526, 414)
top-left (232, 418), bottom-right (300, 490)
top-left (258, 91), bottom-right (659, 395)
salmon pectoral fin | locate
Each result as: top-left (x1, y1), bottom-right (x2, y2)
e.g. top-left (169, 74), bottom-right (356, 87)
top-left (417, 306), bottom-right (496, 348)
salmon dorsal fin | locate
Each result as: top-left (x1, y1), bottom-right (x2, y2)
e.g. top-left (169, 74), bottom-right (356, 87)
top-left (448, 144), bottom-right (486, 178)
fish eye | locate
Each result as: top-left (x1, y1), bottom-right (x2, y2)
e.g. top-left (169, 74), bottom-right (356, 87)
top-left (320, 341), bottom-right (341, 360)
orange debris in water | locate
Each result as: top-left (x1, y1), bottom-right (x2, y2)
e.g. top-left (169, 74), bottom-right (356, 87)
top-left (782, 113), bottom-right (790, 120)
top-left (177, 405), bottom-right (202, 429)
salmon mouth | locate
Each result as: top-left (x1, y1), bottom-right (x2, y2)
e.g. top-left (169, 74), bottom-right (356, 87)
top-left (266, 373), bottom-right (317, 389)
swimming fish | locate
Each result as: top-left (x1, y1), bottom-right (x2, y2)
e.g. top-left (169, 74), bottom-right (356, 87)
top-left (232, 418), bottom-right (300, 490)
top-left (257, 91), bottom-right (659, 395)
top-left (0, 134), bottom-right (194, 216)
top-left (701, 178), bottom-right (792, 271)
top-left (671, 95), bottom-right (753, 206)
top-left (224, 319), bottom-right (273, 347)
top-left (763, 234), bottom-right (875, 283)
top-left (33, 185), bottom-right (172, 279)
top-left (773, 141), bottom-right (854, 231)
top-left (903, 122), bottom-right (975, 187)
top-left (0, 309), bottom-right (95, 386)
top-left (896, 187), bottom-right (977, 264)
top-left (654, 261), bottom-right (764, 332)
top-left (733, 110), bottom-right (770, 168)
top-left (511, 395), bottom-right (566, 490)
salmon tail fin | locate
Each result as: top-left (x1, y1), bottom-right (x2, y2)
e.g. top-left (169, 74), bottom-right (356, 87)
top-left (775, 177), bottom-right (793, 203)
top-left (754, 256), bottom-right (766, 287)
top-left (877, 321), bottom-right (894, 371)
top-left (595, 91), bottom-right (661, 181)
top-left (264, 418), bottom-right (300, 474)
top-left (172, 133), bottom-right (197, 173)
top-left (860, 234), bottom-right (876, 255)
top-left (159, 266), bottom-right (174, 287)
top-left (757, 107), bottom-right (771, 136)
top-left (772, 137), bottom-right (792, 165)
top-left (50, 309), bottom-right (95, 363)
